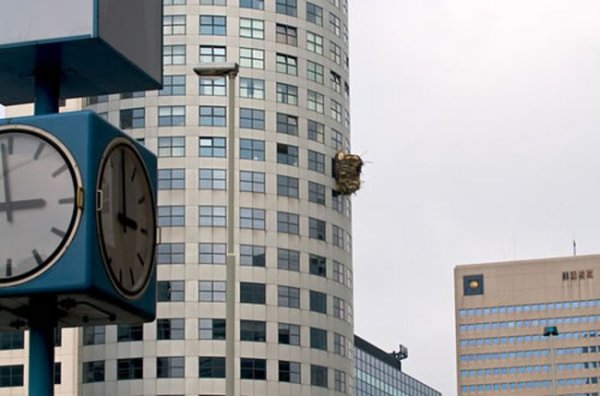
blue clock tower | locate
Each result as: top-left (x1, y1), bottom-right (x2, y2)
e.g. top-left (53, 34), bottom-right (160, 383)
top-left (0, 1), bottom-right (162, 394)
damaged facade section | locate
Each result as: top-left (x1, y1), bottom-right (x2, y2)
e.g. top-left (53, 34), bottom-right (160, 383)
top-left (333, 150), bottom-right (363, 195)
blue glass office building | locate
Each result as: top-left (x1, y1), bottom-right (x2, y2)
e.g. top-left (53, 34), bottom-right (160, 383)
top-left (354, 335), bottom-right (441, 396)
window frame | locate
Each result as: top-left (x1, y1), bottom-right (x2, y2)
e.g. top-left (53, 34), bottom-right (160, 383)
top-left (308, 150), bottom-right (326, 173)
top-left (157, 280), bottom-right (185, 302)
top-left (200, 76), bottom-right (226, 96)
top-left (307, 120), bottom-right (325, 143)
top-left (199, 168), bottom-right (226, 190)
top-left (306, 2), bottom-right (323, 26)
top-left (82, 361), bottom-right (104, 384)
top-left (307, 90), bottom-right (324, 113)
top-left (240, 170), bottom-right (265, 193)
top-left (310, 327), bottom-right (328, 351)
top-left (276, 82), bottom-right (298, 105)
top-left (199, 357), bottom-right (226, 378)
top-left (309, 217), bottom-right (326, 241)
top-left (240, 18), bottom-right (264, 39)
top-left (199, 136), bottom-right (226, 157)
top-left (310, 290), bottom-right (327, 314)
top-left (240, 358), bottom-right (267, 380)
top-left (198, 318), bottom-right (226, 340)
top-left (277, 175), bottom-right (299, 198)
top-left (307, 61), bottom-right (324, 84)
top-left (156, 356), bottom-right (185, 379)
top-left (240, 47), bottom-right (265, 69)
top-left (198, 243), bottom-right (227, 264)
top-left (240, 245), bottom-right (266, 267)
top-left (278, 285), bottom-right (300, 308)
top-left (158, 105), bottom-right (186, 127)
top-left (240, 0), bottom-right (263, 9)
top-left (279, 361), bottom-right (301, 383)
top-left (239, 207), bottom-right (266, 230)
top-left (276, 53), bottom-right (298, 76)
top-left (199, 280), bottom-right (227, 302)
top-left (276, 0), bottom-right (297, 16)
top-left (276, 113), bottom-right (299, 136)
top-left (200, 45), bottom-right (226, 63)
top-left (157, 136), bottom-right (185, 157)
top-left (240, 77), bottom-right (265, 99)
top-left (157, 205), bottom-right (185, 226)
top-left (163, 44), bottom-right (186, 65)
top-left (200, 15), bottom-right (227, 36)
top-left (160, 75), bottom-right (186, 96)
top-left (239, 108), bottom-right (265, 130)
top-left (240, 282), bottom-right (266, 304)
top-left (277, 248), bottom-right (300, 271)
top-left (309, 254), bottom-right (327, 277)
top-left (308, 181), bottom-right (326, 205)
top-left (307, 31), bottom-right (323, 55)
top-left (119, 108), bottom-right (145, 129)
top-left (198, 205), bottom-right (227, 227)
top-left (199, 106), bottom-right (226, 127)
top-left (157, 242), bottom-right (185, 264)
top-left (277, 143), bottom-right (299, 166)
top-left (157, 318), bottom-right (185, 340)
top-left (277, 211), bottom-right (299, 234)
top-left (240, 320), bottom-right (266, 342)
top-left (163, 14), bottom-right (186, 36)
top-left (276, 24), bottom-right (298, 46)
top-left (278, 323), bottom-right (300, 345)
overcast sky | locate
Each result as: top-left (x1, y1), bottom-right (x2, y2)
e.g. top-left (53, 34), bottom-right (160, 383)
top-left (3, 2), bottom-right (600, 394)
top-left (349, 1), bottom-right (600, 394)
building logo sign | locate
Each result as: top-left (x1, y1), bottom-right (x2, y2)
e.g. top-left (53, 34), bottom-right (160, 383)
top-left (562, 270), bottom-right (594, 281)
top-left (463, 274), bottom-right (484, 296)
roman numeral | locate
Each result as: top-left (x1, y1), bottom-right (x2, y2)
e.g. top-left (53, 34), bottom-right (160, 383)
top-left (129, 268), bottom-right (135, 286)
top-left (137, 253), bottom-right (145, 267)
top-left (131, 168), bottom-right (137, 182)
top-left (5, 259), bottom-right (12, 277)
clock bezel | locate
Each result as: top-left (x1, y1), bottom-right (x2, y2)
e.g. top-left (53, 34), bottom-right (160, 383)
top-left (0, 124), bottom-right (83, 287)
top-left (95, 137), bottom-right (156, 299)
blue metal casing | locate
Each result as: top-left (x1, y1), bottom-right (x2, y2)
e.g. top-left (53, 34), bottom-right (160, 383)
top-left (0, 0), bottom-right (162, 105)
top-left (0, 111), bottom-right (157, 330)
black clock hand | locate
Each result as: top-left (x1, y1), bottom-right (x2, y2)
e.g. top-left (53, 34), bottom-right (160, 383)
top-left (0, 143), bottom-right (13, 223)
top-left (0, 198), bottom-right (46, 212)
top-left (117, 212), bottom-right (138, 231)
top-left (120, 148), bottom-right (127, 233)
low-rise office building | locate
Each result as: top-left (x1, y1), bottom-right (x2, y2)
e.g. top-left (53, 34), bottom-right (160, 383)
top-left (354, 335), bottom-right (441, 396)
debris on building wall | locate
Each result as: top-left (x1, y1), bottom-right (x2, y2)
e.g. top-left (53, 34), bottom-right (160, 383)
top-left (333, 150), bottom-right (363, 195)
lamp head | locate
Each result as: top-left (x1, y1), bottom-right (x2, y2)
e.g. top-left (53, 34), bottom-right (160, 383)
top-left (193, 62), bottom-right (239, 77)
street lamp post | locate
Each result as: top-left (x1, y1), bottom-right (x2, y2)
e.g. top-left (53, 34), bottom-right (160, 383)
top-left (194, 62), bottom-right (239, 396)
top-left (543, 325), bottom-right (559, 396)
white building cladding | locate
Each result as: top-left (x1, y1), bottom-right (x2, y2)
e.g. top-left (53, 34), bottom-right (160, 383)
top-left (81, 0), bottom-right (354, 395)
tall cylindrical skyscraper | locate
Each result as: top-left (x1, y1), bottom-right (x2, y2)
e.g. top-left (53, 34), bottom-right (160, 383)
top-left (81, 0), bottom-right (354, 394)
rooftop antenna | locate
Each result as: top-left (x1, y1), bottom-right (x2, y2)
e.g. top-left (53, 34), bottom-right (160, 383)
top-left (573, 240), bottom-right (577, 257)
top-left (391, 345), bottom-right (408, 362)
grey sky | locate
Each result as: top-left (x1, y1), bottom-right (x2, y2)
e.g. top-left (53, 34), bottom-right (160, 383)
top-left (349, 1), bottom-right (600, 394)
top-left (2, 1), bottom-right (600, 394)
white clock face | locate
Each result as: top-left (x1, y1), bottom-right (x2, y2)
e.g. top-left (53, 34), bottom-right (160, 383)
top-left (97, 140), bottom-right (156, 298)
top-left (0, 127), bottom-right (81, 285)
